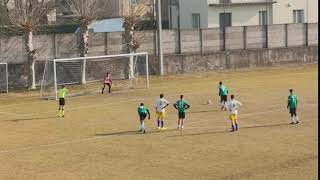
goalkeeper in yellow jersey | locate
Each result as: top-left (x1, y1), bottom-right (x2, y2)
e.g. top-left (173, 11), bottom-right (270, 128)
top-left (58, 85), bottom-right (68, 117)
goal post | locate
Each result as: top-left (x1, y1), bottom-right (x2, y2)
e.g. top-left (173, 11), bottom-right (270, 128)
top-left (40, 52), bottom-right (150, 100)
top-left (0, 62), bottom-right (8, 93)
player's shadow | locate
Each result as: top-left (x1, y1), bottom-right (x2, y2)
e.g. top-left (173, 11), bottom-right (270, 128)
top-left (189, 110), bottom-right (221, 114)
top-left (95, 131), bottom-right (140, 137)
top-left (95, 129), bottom-right (177, 137)
top-left (168, 123), bottom-right (292, 137)
top-left (3, 116), bottom-right (58, 122)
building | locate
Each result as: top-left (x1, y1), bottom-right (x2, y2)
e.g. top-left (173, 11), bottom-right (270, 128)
top-left (272, 0), bottom-right (318, 24)
top-left (208, 0), bottom-right (275, 28)
top-left (207, 0), bottom-right (318, 28)
top-left (161, 0), bottom-right (208, 29)
top-left (55, 0), bottom-right (130, 23)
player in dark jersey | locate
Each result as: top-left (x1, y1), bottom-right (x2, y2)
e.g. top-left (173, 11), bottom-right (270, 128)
top-left (287, 89), bottom-right (299, 124)
top-left (137, 103), bottom-right (151, 133)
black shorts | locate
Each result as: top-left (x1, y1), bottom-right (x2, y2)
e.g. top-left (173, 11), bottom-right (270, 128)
top-left (220, 95), bottom-right (227, 103)
top-left (59, 98), bottom-right (65, 106)
top-left (178, 112), bottom-right (186, 119)
top-left (139, 113), bottom-right (147, 121)
top-left (289, 108), bottom-right (296, 115)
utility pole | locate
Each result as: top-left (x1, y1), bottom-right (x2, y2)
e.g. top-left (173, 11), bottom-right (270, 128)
top-left (156, 0), bottom-right (164, 75)
top-left (306, 0), bottom-right (309, 22)
top-left (223, 1), bottom-right (226, 51)
top-left (265, 0), bottom-right (268, 48)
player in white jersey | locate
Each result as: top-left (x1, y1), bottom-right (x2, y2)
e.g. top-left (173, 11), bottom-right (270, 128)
top-left (155, 94), bottom-right (170, 130)
top-left (225, 94), bottom-right (242, 132)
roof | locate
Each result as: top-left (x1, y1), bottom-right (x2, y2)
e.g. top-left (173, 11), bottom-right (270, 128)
top-left (89, 18), bottom-right (124, 32)
top-left (75, 18), bottom-right (124, 33)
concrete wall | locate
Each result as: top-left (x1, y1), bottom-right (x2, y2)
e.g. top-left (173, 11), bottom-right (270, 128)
top-left (308, 23), bottom-right (318, 46)
top-left (180, 29), bottom-right (201, 53)
top-left (162, 30), bottom-right (179, 54)
top-left (201, 28), bottom-right (222, 52)
top-left (1, 23), bottom-right (317, 63)
top-left (150, 46), bottom-right (318, 75)
top-left (246, 25), bottom-right (265, 49)
top-left (268, 24), bottom-right (286, 48)
top-left (0, 36), bottom-right (25, 63)
top-left (0, 23), bottom-right (318, 89)
top-left (106, 32), bottom-right (125, 55)
top-left (287, 23), bottom-right (306, 47)
top-left (225, 26), bottom-right (244, 50)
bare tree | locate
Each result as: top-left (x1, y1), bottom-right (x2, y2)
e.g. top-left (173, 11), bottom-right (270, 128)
top-left (66, 0), bottom-right (106, 57)
top-left (66, 0), bottom-right (108, 84)
top-left (5, 0), bottom-right (54, 89)
top-left (123, 2), bottom-right (149, 54)
top-left (123, 2), bottom-right (149, 79)
top-left (0, 0), bottom-right (9, 25)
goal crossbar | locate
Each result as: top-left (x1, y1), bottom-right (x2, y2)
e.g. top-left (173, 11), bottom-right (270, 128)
top-left (53, 52), bottom-right (148, 62)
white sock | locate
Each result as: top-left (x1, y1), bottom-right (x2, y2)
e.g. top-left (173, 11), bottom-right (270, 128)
top-left (295, 116), bottom-right (299, 122)
top-left (292, 117), bottom-right (295, 123)
top-left (141, 121), bottom-right (145, 130)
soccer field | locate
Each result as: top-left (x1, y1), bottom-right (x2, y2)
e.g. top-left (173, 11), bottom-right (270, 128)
top-left (0, 64), bottom-right (318, 180)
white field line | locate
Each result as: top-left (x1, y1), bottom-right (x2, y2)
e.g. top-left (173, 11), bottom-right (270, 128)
top-left (0, 91), bottom-right (204, 118)
top-left (0, 104), bottom-right (317, 155)
top-left (0, 111), bottom-right (25, 117)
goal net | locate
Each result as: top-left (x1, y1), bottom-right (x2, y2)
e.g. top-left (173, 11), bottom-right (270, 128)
top-left (40, 52), bottom-right (149, 100)
top-left (0, 62), bottom-right (8, 93)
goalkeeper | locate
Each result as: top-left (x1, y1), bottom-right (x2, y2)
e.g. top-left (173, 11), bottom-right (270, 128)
top-left (102, 72), bottom-right (112, 94)
top-left (58, 85), bottom-right (68, 117)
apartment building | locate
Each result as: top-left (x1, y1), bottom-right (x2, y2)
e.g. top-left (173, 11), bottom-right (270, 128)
top-left (207, 0), bottom-right (318, 28)
top-left (161, 0), bottom-right (208, 29)
top-left (273, 0), bottom-right (318, 24)
top-left (208, 0), bottom-right (275, 28)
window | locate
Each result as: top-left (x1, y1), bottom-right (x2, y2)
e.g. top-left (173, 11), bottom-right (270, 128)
top-left (131, 0), bottom-right (140, 5)
top-left (219, 13), bottom-right (232, 27)
top-left (192, 13), bottom-right (201, 29)
top-left (259, 11), bottom-right (267, 25)
top-left (293, 10), bottom-right (304, 23)
top-left (220, 0), bottom-right (231, 3)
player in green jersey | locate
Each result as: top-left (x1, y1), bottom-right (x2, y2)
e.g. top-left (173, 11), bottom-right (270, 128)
top-left (173, 95), bottom-right (191, 130)
top-left (137, 103), bottom-right (151, 133)
top-left (58, 85), bottom-right (68, 117)
top-left (219, 81), bottom-right (229, 111)
top-left (287, 89), bottom-right (299, 124)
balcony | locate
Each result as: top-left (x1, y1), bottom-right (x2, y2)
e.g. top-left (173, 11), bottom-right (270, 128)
top-left (208, 0), bottom-right (276, 6)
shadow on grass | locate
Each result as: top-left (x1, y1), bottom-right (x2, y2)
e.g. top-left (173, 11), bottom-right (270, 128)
top-left (95, 128), bottom-right (178, 137)
top-left (168, 123), bottom-right (292, 138)
top-left (189, 109), bottom-right (221, 114)
top-left (3, 116), bottom-right (59, 122)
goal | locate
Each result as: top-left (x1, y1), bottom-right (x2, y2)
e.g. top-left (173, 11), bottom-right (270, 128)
top-left (40, 52), bottom-right (150, 100)
top-left (0, 62), bottom-right (8, 93)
